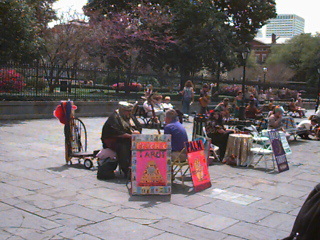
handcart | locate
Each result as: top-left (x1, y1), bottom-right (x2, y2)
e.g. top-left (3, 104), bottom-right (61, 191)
top-left (54, 100), bottom-right (98, 169)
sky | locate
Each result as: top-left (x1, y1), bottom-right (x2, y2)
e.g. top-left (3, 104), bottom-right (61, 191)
top-left (53, 0), bottom-right (319, 34)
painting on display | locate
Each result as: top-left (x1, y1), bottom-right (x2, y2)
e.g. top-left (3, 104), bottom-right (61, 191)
top-left (279, 131), bottom-right (292, 155)
top-left (268, 130), bottom-right (289, 173)
top-left (185, 140), bottom-right (212, 192)
top-left (131, 135), bottom-right (171, 195)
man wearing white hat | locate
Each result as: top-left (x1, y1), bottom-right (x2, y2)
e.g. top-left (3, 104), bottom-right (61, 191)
top-left (100, 101), bottom-right (142, 178)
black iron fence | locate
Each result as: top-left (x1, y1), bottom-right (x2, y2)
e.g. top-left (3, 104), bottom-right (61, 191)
top-left (0, 61), bottom-right (316, 101)
top-left (0, 62), bottom-right (185, 101)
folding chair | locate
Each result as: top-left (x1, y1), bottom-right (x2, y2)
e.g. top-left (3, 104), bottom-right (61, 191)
top-left (171, 148), bottom-right (189, 185)
top-left (250, 134), bottom-right (275, 171)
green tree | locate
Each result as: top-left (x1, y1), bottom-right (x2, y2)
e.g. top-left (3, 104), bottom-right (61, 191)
top-left (84, 0), bottom-right (140, 14)
top-left (267, 34), bottom-right (320, 85)
top-left (0, 0), bottom-right (57, 62)
top-left (84, 0), bottom-right (276, 88)
top-left (214, 0), bottom-right (277, 46)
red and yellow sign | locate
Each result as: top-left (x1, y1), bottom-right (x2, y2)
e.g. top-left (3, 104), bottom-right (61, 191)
top-left (185, 140), bottom-right (211, 192)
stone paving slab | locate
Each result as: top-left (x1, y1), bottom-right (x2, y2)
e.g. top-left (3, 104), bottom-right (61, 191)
top-left (78, 217), bottom-right (164, 240)
top-left (148, 232), bottom-right (191, 240)
top-left (222, 221), bottom-right (289, 240)
top-left (1, 116), bottom-right (320, 239)
top-left (189, 214), bottom-right (239, 231)
top-left (196, 199), bottom-right (273, 223)
top-left (151, 218), bottom-right (229, 240)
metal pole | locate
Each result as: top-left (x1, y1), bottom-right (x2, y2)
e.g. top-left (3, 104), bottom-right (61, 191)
top-left (242, 62), bottom-right (246, 106)
top-left (316, 71), bottom-right (320, 112)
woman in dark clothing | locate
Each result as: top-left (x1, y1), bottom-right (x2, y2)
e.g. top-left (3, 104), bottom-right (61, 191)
top-left (205, 110), bottom-right (233, 161)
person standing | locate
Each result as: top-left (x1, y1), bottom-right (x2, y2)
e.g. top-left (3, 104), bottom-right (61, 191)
top-left (233, 91), bottom-right (243, 118)
top-left (180, 80), bottom-right (194, 115)
top-left (199, 84), bottom-right (210, 114)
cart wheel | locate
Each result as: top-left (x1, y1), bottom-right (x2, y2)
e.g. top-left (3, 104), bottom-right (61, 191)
top-left (84, 159), bottom-right (93, 169)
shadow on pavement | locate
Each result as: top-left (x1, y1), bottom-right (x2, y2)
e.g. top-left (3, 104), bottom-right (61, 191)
top-left (47, 163), bottom-right (92, 172)
top-left (128, 195), bottom-right (171, 208)
top-left (289, 139), bottom-right (314, 146)
top-left (0, 120), bottom-right (26, 127)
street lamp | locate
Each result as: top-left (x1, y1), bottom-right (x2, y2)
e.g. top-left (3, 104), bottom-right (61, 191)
top-left (239, 48), bottom-right (250, 120)
top-left (316, 68), bottom-right (320, 112)
top-left (263, 67), bottom-right (268, 84)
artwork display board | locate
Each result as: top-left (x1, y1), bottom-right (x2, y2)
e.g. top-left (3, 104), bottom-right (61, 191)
top-left (185, 140), bottom-right (212, 192)
top-left (279, 131), bottom-right (292, 155)
top-left (131, 135), bottom-right (171, 195)
top-left (268, 130), bottom-right (289, 173)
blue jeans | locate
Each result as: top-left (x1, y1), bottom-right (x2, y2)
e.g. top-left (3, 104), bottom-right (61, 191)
top-left (182, 100), bottom-right (191, 114)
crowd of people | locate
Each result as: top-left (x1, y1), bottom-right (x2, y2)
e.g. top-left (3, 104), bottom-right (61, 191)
top-left (219, 85), bottom-right (300, 101)
top-left (97, 80), bottom-right (320, 179)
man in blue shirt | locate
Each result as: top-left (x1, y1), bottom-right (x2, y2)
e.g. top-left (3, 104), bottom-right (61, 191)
top-left (164, 109), bottom-right (188, 160)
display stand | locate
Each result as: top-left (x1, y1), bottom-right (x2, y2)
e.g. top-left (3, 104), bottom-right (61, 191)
top-left (130, 134), bottom-right (172, 195)
top-left (185, 140), bottom-right (212, 192)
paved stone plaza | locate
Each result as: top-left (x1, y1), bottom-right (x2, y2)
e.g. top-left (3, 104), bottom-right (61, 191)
top-left (1, 115), bottom-right (319, 240)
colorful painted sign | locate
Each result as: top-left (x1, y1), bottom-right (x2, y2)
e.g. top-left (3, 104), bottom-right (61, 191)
top-left (131, 135), bottom-right (171, 195)
top-left (268, 130), bottom-right (289, 173)
top-left (185, 140), bottom-right (212, 192)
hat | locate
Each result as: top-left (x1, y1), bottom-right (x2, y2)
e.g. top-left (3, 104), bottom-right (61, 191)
top-left (274, 106), bottom-right (284, 114)
top-left (118, 101), bottom-right (134, 110)
top-left (164, 96), bottom-right (171, 100)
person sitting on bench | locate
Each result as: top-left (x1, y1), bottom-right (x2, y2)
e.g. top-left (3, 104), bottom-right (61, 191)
top-left (143, 94), bottom-right (165, 125)
top-left (245, 100), bottom-right (261, 119)
top-left (101, 101), bottom-right (142, 179)
top-left (288, 98), bottom-right (304, 118)
top-left (268, 106), bottom-right (285, 131)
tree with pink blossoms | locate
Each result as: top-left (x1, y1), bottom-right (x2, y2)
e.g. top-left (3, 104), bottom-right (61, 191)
top-left (85, 3), bottom-right (175, 91)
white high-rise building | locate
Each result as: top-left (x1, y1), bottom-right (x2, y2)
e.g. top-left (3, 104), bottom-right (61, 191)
top-left (266, 14), bottom-right (305, 39)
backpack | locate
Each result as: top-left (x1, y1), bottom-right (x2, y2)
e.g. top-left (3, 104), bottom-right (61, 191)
top-left (97, 157), bottom-right (118, 180)
top-left (283, 183), bottom-right (320, 240)
top-left (183, 87), bottom-right (193, 101)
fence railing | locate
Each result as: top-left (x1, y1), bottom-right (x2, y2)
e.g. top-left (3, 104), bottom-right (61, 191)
top-left (0, 61), bottom-right (317, 101)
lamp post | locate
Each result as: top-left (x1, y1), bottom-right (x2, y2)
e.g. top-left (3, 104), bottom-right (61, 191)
top-left (316, 68), bottom-right (320, 113)
top-left (263, 67), bottom-right (268, 85)
top-left (239, 48), bottom-right (250, 120)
